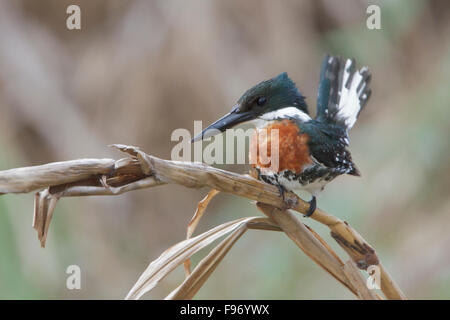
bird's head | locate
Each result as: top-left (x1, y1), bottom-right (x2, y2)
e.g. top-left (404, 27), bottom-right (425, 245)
top-left (192, 72), bottom-right (308, 142)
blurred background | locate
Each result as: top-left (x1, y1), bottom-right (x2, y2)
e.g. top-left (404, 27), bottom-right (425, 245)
top-left (0, 0), bottom-right (449, 299)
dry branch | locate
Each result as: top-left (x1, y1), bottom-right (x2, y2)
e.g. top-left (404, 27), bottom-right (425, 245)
top-left (0, 144), bottom-right (406, 300)
top-left (342, 260), bottom-right (380, 300)
top-left (0, 159), bottom-right (115, 194)
top-left (256, 203), bottom-right (357, 295)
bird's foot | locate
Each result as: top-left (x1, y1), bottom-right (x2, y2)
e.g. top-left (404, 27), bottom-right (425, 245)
top-left (304, 196), bottom-right (316, 217)
top-left (276, 183), bottom-right (286, 202)
top-left (275, 183), bottom-right (298, 209)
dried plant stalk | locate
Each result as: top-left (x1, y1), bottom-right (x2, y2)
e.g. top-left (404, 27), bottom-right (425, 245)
top-left (167, 223), bottom-right (248, 300)
top-left (0, 144), bottom-right (406, 299)
top-left (256, 203), bottom-right (358, 296)
top-left (305, 207), bottom-right (405, 299)
top-left (184, 189), bottom-right (220, 276)
top-left (33, 189), bottom-right (61, 247)
top-left (126, 216), bottom-right (267, 300)
top-left (167, 217), bottom-right (280, 300)
top-left (342, 260), bottom-right (380, 300)
top-left (187, 189), bottom-right (220, 239)
top-left (0, 159), bottom-right (116, 194)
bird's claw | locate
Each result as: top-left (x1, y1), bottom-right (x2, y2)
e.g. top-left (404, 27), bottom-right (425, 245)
top-left (276, 183), bottom-right (298, 210)
top-left (276, 183), bottom-right (286, 202)
top-left (304, 196), bottom-right (316, 217)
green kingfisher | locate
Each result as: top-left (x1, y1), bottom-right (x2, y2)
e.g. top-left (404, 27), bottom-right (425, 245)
top-left (192, 55), bottom-right (372, 217)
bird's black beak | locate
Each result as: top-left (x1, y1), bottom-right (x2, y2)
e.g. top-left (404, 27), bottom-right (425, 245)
top-left (191, 104), bottom-right (254, 142)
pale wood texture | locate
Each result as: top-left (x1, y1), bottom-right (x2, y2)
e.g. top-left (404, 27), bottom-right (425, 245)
top-left (0, 144), bottom-right (406, 300)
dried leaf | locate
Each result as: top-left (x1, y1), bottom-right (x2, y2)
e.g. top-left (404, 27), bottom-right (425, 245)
top-left (167, 217), bottom-right (278, 300)
top-left (32, 189), bottom-right (61, 247)
top-left (187, 189), bottom-right (220, 239)
top-left (167, 223), bottom-right (247, 300)
top-left (184, 189), bottom-right (220, 276)
top-left (126, 216), bottom-right (262, 300)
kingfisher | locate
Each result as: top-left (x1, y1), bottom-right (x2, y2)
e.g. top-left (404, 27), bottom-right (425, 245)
top-left (192, 55), bottom-right (372, 217)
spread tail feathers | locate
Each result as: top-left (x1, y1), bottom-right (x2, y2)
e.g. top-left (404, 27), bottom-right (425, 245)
top-left (316, 55), bottom-right (372, 132)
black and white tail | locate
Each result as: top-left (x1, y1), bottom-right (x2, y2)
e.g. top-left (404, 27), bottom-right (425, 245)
top-left (316, 55), bottom-right (372, 132)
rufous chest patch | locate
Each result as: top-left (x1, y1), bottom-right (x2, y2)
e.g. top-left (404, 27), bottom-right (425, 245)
top-left (249, 119), bottom-right (312, 173)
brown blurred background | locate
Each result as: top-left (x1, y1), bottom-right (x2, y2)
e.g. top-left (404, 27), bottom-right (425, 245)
top-left (0, 0), bottom-right (449, 299)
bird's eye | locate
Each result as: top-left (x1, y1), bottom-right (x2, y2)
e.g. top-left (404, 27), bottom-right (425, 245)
top-left (256, 97), bottom-right (267, 106)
